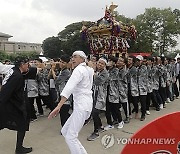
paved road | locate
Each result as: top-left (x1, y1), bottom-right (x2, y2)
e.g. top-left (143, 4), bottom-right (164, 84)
top-left (0, 98), bottom-right (180, 154)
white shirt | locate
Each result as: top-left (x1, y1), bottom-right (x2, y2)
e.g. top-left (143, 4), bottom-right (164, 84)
top-left (176, 63), bottom-right (180, 76)
top-left (61, 62), bottom-right (94, 112)
top-left (0, 62), bottom-right (14, 74)
top-left (50, 79), bottom-right (56, 88)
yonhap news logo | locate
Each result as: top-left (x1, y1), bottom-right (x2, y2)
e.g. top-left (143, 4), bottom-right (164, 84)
top-left (101, 134), bottom-right (115, 149)
top-left (101, 134), bottom-right (180, 153)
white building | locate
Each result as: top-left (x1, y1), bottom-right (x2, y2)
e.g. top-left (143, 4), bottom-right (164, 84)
top-left (0, 32), bottom-right (43, 54)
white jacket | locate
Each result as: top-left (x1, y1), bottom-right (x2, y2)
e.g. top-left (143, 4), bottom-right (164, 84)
top-left (61, 62), bottom-right (94, 112)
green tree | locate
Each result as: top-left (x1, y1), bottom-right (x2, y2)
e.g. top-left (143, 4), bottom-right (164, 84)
top-left (133, 8), bottom-right (180, 54)
top-left (0, 51), bottom-right (8, 61)
top-left (58, 21), bottom-right (92, 55)
top-left (42, 36), bottom-right (62, 58)
top-left (0, 51), bottom-right (39, 62)
top-left (115, 12), bottom-right (133, 25)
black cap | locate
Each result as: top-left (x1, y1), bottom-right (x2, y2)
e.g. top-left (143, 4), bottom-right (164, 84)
top-left (108, 55), bottom-right (118, 63)
top-left (60, 54), bottom-right (70, 63)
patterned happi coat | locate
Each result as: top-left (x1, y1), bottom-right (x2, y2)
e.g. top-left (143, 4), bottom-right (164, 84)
top-left (107, 67), bottom-right (119, 104)
top-left (37, 68), bottom-right (50, 96)
top-left (55, 68), bottom-right (71, 105)
top-left (171, 63), bottom-right (177, 80)
top-left (118, 67), bottom-right (128, 103)
top-left (158, 65), bottom-right (166, 88)
top-left (165, 64), bottom-right (172, 83)
top-left (127, 66), bottom-right (139, 97)
top-left (137, 64), bottom-right (148, 96)
top-left (147, 65), bottom-right (153, 93)
top-left (93, 69), bottom-right (109, 110)
top-left (152, 65), bottom-right (160, 90)
top-left (26, 79), bottom-right (38, 98)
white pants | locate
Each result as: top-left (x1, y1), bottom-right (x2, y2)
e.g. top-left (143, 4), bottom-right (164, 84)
top-left (61, 109), bottom-right (90, 154)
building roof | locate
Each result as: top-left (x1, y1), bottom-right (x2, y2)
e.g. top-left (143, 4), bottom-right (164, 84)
top-left (0, 32), bottom-right (13, 38)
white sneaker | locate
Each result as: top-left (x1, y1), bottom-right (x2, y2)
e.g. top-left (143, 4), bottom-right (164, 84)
top-left (117, 121), bottom-right (124, 129)
top-left (160, 104), bottom-right (163, 109)
top-left (104, 125), bottom-right (114, 131)
top-left (146, 110), bottom-right (150, 115)
top-left (166, 98), bottom-right (171, 103)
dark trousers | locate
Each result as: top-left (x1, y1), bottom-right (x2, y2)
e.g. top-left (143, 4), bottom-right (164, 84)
top-left (50, 88), bottom-right (58, 103)
top-left (166, 85), bottom-right (171, 99)
top-left (105, 101), bottom-right (122, 125)
top-left (37, 95), bottom-right (54, 111)
top-left (121, 102), bottom-right (129, 118)
top-left (36, 97), bottom-right (44, 114)
top-left (16, 131), bottom-right (26, 149)
top-left (139, 95), bottom-right (146, 117)
top-left (146, 92), bottom-right (156, 111)
top-left (128, 91), bottom-right (139, 114)
top-left (28, 97), bottom-right (37, 119)
top-left (173, 82), bottom-right (179, 97)
top-left (159, 87), bottom-right (167, 104)
top-left (153, 90), bottom-right (162, 108)
top-left (105, 100), bottom-right (117, 125)
top-left (59, 104), bottom-right (70, 127)
top-left (92, 108), bottom-right (102, 133)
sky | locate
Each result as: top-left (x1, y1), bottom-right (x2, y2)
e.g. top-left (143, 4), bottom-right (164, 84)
top-left (0, 0), bottom-right (180, 49)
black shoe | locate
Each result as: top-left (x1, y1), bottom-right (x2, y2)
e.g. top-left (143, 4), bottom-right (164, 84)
top-left (156, 107), bottom-right (160, 111)
top-left (98, 127), bottom-right (105, 133)
top-left (30, 118), bottom-right (37, 123)
top-left (124, 117), bottom-right (130, 123)
top-left (15, 146), bottom-right (32, 154)
top-left (87, 132), bottom-right (99, 141)
top-left (140, 116), bottom-right (146, 121)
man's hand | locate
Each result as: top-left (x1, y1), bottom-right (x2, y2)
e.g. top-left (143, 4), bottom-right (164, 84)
top-left (48, 96), bottom-right (67, 119)
top-left (48, 106), bottom-right (61, 119)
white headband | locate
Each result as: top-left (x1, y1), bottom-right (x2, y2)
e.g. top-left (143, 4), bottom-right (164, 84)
top-left (99, 57), bottom-right (108, 65)
top-left (72, 50), bottom-right (87, 59)
top-left (136, 55), bottom-right (143, 61)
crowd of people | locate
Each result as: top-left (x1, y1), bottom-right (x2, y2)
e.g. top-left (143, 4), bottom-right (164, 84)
top-left (0, 52), bottom-right (180, 153)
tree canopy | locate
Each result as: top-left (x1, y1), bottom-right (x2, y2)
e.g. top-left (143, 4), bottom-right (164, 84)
top-left (133, 8), bottom-right (180, 53)
top-left (42, 36), bottom-right (62, 58)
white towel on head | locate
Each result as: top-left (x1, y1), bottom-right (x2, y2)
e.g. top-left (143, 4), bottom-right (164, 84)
top-left (72, 51), bottom-right (87, 59)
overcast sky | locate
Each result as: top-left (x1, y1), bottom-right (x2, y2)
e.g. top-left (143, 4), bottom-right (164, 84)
top-left (0, 0), bottom-right (179, 48)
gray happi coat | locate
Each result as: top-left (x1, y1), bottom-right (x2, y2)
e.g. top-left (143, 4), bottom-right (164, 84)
top-left (137, 65), bottom-right (148, 95)
top-left (171, 63), bottom-right (177, 80)
top-left (147, 65), bottom-right (153, 93)
top-left (26, 79), bottom-right (38, 98)
top-left (127, 66), bottom-right (139, 97)
top-left (93, 69), bottom-right (109, 110)
top-left (158, 65), bottom-right (166, 88)
top-left (165, 64), bottom-right (172, 83)
top-left (118, 68), bottom-right (128, 103)
top-left (152, 65), bottom-right (160, 90)
top-left (55, 68), bottom-right (71, 105)
top-left (107, 67), bottom-right (119, 103)
top-left (37, 68), bottom-right (49, 96)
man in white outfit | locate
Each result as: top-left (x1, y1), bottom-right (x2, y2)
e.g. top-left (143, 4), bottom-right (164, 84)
top-left (48, 51), bottom-right (94, 154)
